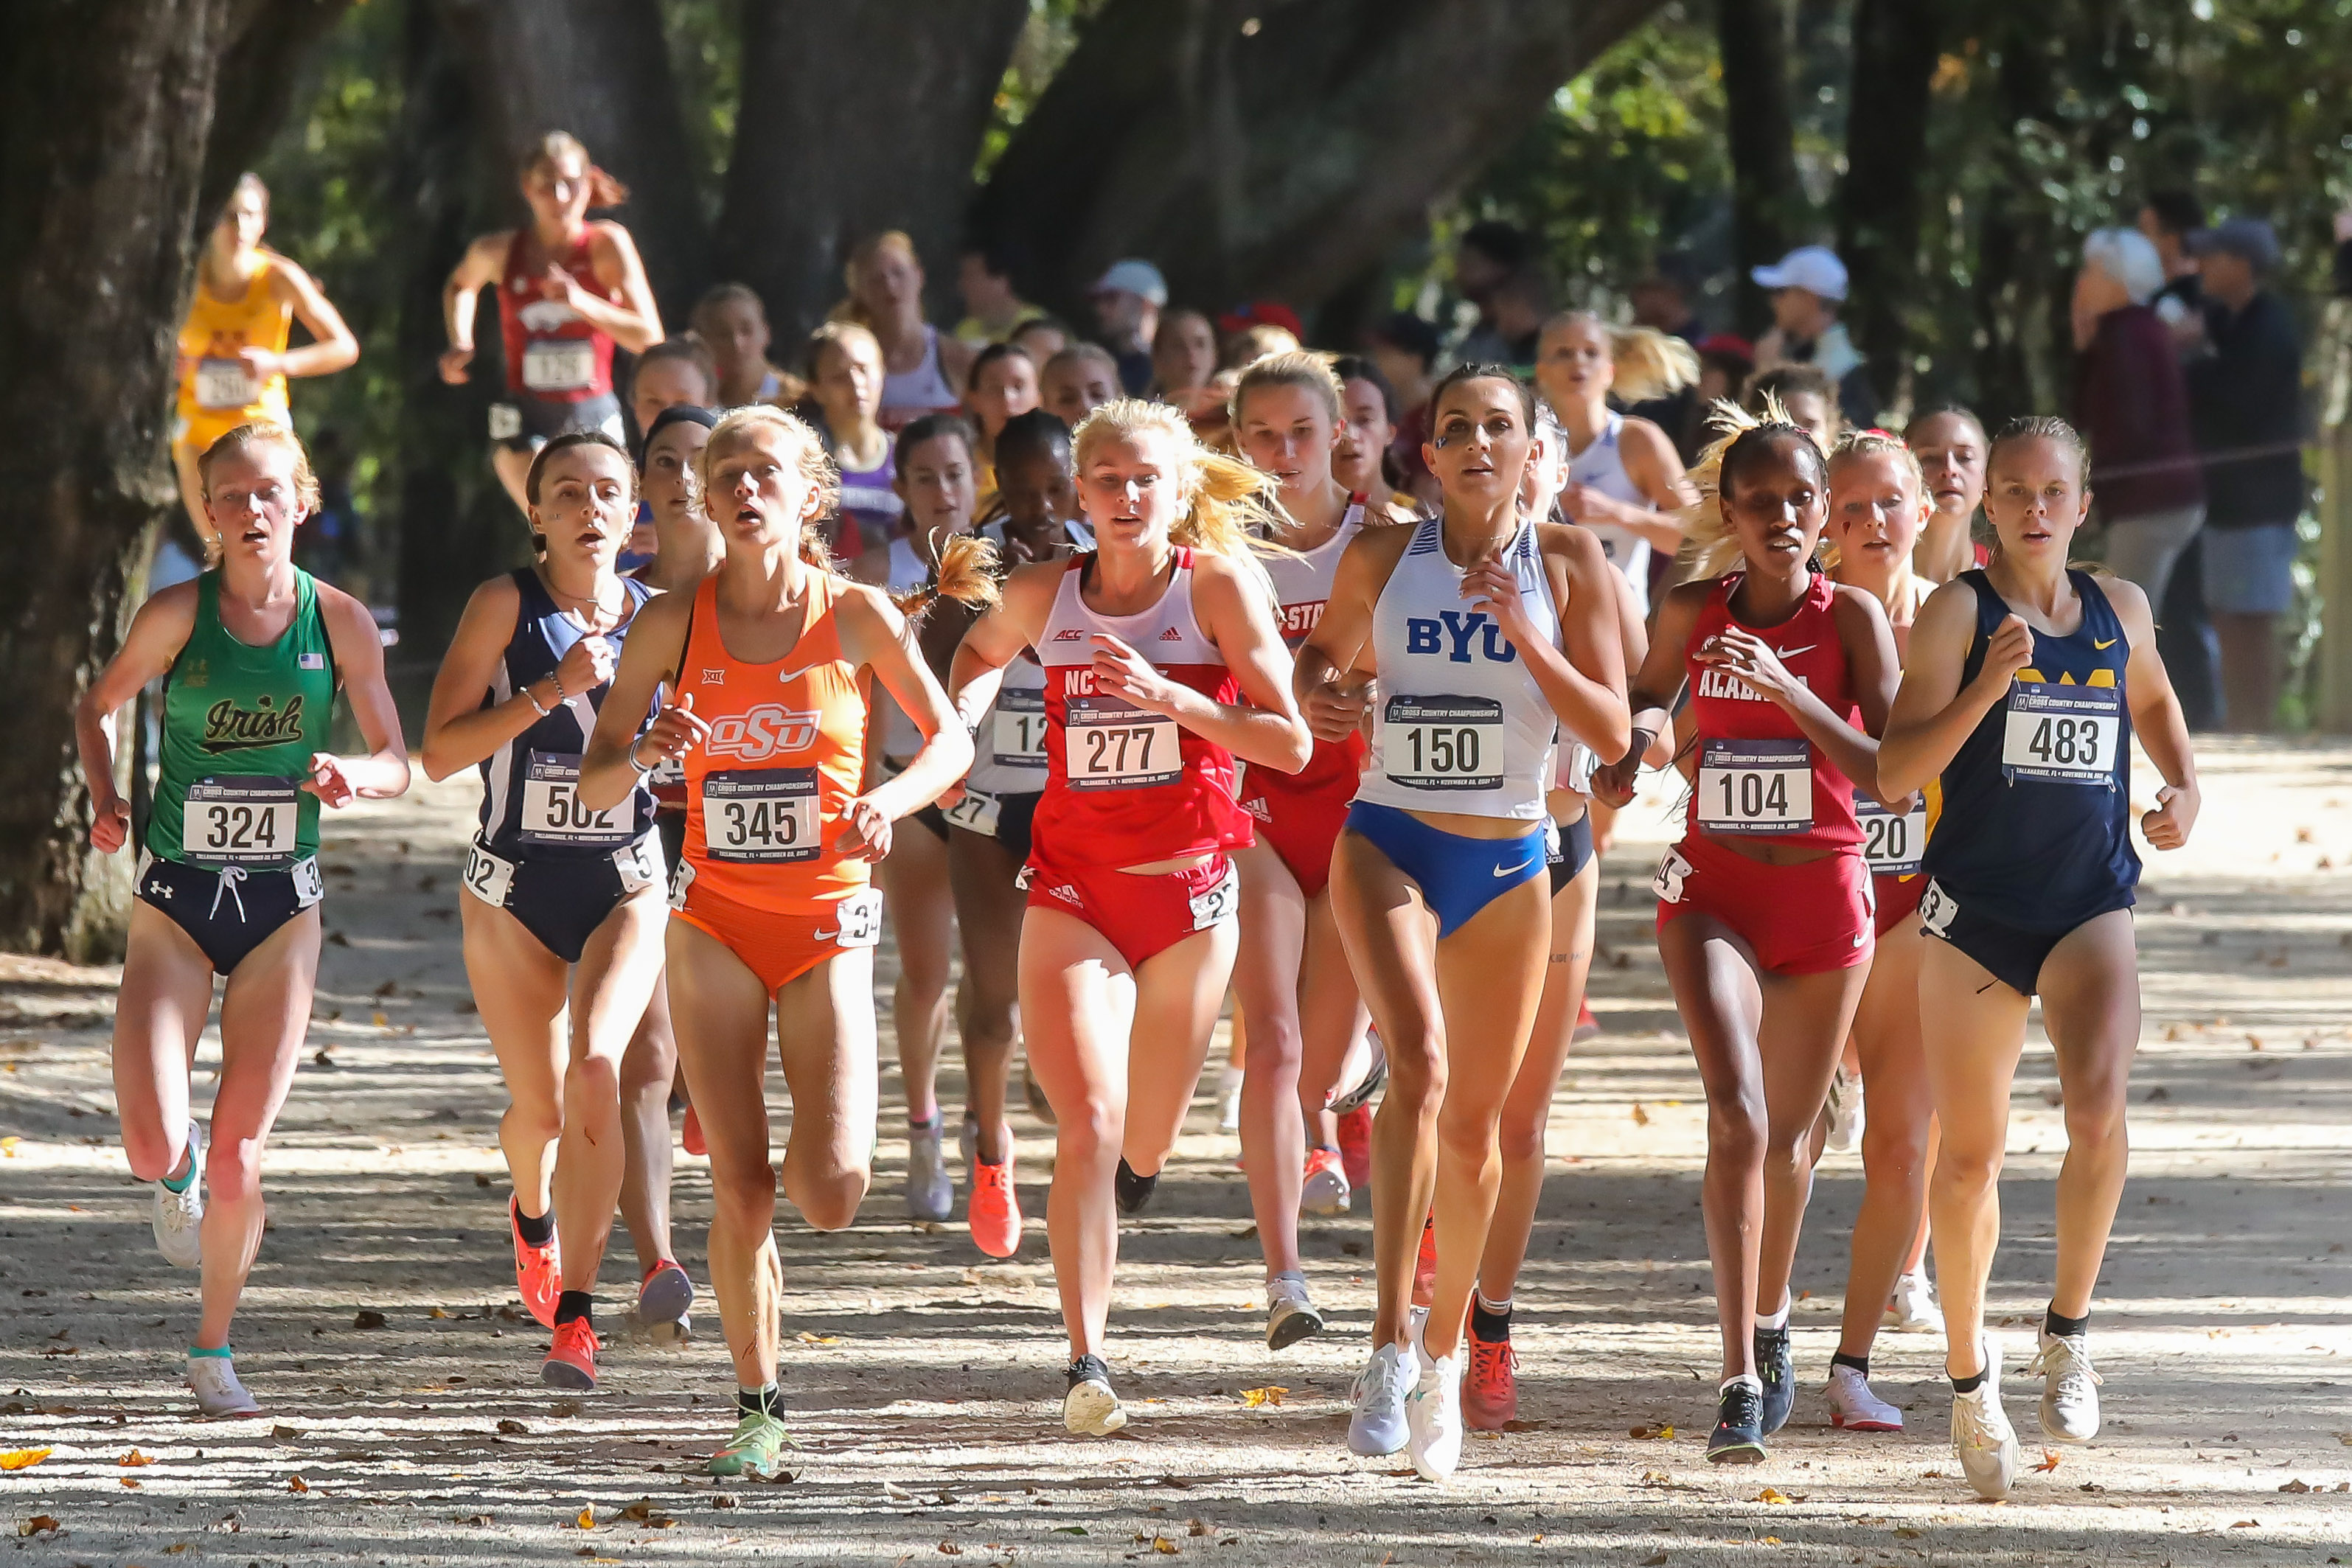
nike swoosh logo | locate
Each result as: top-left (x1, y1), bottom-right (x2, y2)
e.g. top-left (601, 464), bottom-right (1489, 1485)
top-left (2094, 638), bottom-right (2118, 649)
top-left (1775, 645), bottom-right (1815, 659)
top-left (1492, 856), bottom-right (1537, 879)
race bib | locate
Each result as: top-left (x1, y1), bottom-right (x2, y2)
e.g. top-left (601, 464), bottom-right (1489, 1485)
top-left (520, 753), bottom-right (634, 846)
top-left (463, 841), bottom-right (515, 907)
top-left (667, 855), bottom-right (696, 910)
top-left (943, 788), bottom-right (1001, 837)
top-left (1064, 696), bottom-right (1180, 790)
top-left (1382, 694), bottom-right (1505, 791)
top-left (290, 855), bottom-right (325, 907)
top-left (487, 403), bottom-right (524, 442)
top-left (1652, 846), bottom-right (1694, 904)
top-left (193, 357), bottom-right (260, 411)
top-left (827, 888), bottom-right (883, 949)
top-left (612, 834), bottom-right (661, 893)
top-left (521, 338), bottom-right (596, 393)
top-left (1696, 737), bottom-right (1813, 834)
top-left (1918, 878), bottom-right (1958, 937)
top-left (700, 768), bottom-right (820, 862)
top-left (1857, 790), bottom-right (1923, 875)
top-left (992, 687), bottom-right (1048, 768)
top-left (2001, 680), bottom-right (2120, 786)
top-left (184, 777), bottom-right (298, 865)
top-left (1189, 864), bottom-right (1239, 930)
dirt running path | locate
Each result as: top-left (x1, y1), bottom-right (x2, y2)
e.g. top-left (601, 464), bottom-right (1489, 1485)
top-left (2, 739), bottom-right (2348, 1566)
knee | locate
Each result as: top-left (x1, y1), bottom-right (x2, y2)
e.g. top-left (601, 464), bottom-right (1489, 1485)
top-left (1380, 1031), bottom-right (1447, 1112)
top-left (1933, 1143), bottom-right (2003, 1196)
top-left (505, 1095), bottom-right (565, 1146)
top-left (1242, 1017), bottom-right (1301, 1078)
top-left (1495, 1104), bottom-right (1548, 1168)
top-left (203, 1132), bottom-right (264, 1204)
top-left (791, 1166), bottom-right (869, 1233)
top-left (1435, 1104), bottom-right (1497, 1166)
top-left (1056, 1096), bottom-right (1124, 1164)
top-left (1704, 1088), bottom-right (1767, 1163)
top-left (1859, 1122), bottom-right (1932, 1186)
top-left (564, 1052), bottom-right (622, 1114)
top-left (709, 1159), bottom-right (778, 1230)
top-left (2062, 1092), bottom-right (2129, 1157)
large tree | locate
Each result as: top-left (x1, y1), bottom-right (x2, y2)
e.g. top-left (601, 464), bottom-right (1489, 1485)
top-left (1837, 0), bottom-right (1949, 409)
top-left (1714, 0), bottom-right (1801, 335)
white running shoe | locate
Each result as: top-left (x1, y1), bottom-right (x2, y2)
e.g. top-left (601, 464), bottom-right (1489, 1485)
top-left (905, 1122), bottom-right (953, 1222)
top-left (1949, 1341), bottom-right (2020, 1499)
top-left (152, 1120), bottom-right (204, 1269)
top-left (187, 1352), bottom-right (260, 1418)
top-left (1347, 1342), bottom-right (1413, 1456)
top-left (1825, 1365), bottom-right (1903, 1432)
top-left (1265, 1275), bottom-right (1326, 1351)
top-left (1885, 1270), bottom-right (1942, 1334)
top-left (2028, 1330), bottom-right (2103, 1443)
top-left (1216, 1062), bottom-right (1245, 1132)
top-left (1299, 1148), bottom-right (1350, 1216)
top-left (1062, 1354), bottom-right (1127, 1436)
top-left (1405, 1332), bottom-right (1464, 1482)
top-left (1823, 1067), bottom-right (1863, 1154)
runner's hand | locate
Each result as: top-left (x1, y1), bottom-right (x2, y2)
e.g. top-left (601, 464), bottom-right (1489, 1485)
top-left (554, 634), bottom-right (619, 698)
top-left (90, 793), bottom-right (131, 855)
top-left (1461, 556), bottom-right (1537, 647)
top-left (303, 753), bottom-right (357, 808)
top-left (438, 346), bottom-right (473, 386)
top-left (1695, 628), bottom-right (1803, 706)
top-left (1590, 745), bottom-right (1643, 809)
top-left (636, 690), bottom-right (710, 767)
top-left (1089, 634), bottom-right (1178, 711)
top-left (541, 264), bottom-right (590, 312)
top-left (1980, 613), bottom-right (2035, 689)
top-left (1303, 669), bottom-right (1372, 745)
top-left (237, 345), bottom-right (285, 380)
top-left (834, 795), bottom-right (892, 861)
top-left (2142, 781), bottom-right (2198, 851)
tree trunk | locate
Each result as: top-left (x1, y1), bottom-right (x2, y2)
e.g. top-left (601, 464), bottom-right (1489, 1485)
top-left (973, 0), bottom-right (1664, 324)
top-left (1970, 3), bottom-right (2058, 424)
top-left (715, 0), bottom-right (1031, 344)
top-left (1715, 0), bottom-right (1801, 336)
top-left (0, 0), bottom-right (239, 958)
top-left (1837, 0), bottom-right (1946, 410)
top-left (434, 0), bottom-right (711, 325)
top-left (201, 0), bottom-right (358, 226)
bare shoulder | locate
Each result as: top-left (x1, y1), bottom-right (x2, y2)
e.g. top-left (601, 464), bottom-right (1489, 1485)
top-left (133, 579), bottom-right (202, 638)
top-left (1534, 520), bottom-right (1610, 572)
top-left (1618, 415), bottom-right (1679, 461)
top-left (2090, 568), bottom-right (2152, 623)
top-left (588, 220), bottom-right (642, 262)
top-left (1345, 516), bottom-right (1419, 568)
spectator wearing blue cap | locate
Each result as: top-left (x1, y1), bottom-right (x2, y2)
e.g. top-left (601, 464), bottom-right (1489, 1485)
top-left (1750, 245), bottom-right (1876, 430)
top-left (1088, 258), bottom-right (1167, 397)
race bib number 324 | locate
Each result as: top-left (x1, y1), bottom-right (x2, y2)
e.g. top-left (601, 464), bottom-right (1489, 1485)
top-left (186, 776), bottom-right (298, 865)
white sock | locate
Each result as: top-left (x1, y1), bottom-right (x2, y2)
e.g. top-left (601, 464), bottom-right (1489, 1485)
top-left (1721, 1372), bottom-right (1763, 1395)
top-left (1756, 1300), bottom-right (1791, 1333)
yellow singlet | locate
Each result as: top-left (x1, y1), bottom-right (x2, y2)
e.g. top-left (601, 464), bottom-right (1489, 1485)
top-left (174, 252), bottom-right (293, 450)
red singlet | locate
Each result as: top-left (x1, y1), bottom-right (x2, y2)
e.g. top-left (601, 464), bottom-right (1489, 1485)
top-left (496, 229), bottom-right (620, 403)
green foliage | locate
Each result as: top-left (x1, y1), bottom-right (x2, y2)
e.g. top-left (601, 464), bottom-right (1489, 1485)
top-left (975, 0), bottom-right (1107, 182)
top-left (658, 0), bottom-right (740, 225)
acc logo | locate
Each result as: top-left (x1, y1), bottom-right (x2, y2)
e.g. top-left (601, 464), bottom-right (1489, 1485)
top-left (703, 704), bottom-right (820, 762)
top-left (1404, 610), bottom-right (1517, 666)
top-left (1051, 628), bottom-right (1085, 643)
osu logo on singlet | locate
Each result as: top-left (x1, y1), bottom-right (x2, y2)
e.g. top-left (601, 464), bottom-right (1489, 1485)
top-left (703, 703), bottom-right (821, 762)
top-left (201, 694), bottom-right (305, 753)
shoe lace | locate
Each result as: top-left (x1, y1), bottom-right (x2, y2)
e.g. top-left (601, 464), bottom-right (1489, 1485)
top-left (1469, 1337), bottom-right (1514, 1386)
top-left (2028, 1336), bottom-right (2102, 1395)
top-left (725, 1409), bottom-right (781, 1450)
top-left (1719, 1383), bottom-right (1762, 1429)
top-left (554, 1320), bottom-right (598, 1355)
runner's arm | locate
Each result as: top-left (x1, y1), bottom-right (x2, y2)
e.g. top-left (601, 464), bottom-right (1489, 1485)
top-left (2109, 574), bottom-right (2200, 847)
top-left (272, 257), bottom-right (359, 379)
top-left (420, 577), bottom-right (543, 781)
top-left (839, 586), bottom-right (974, 820)
top-left (1878, 578), bottom-right (2014, 799)
top-left (1294, 526), bottom-right (1388, 742)
top-left (1506, 526), bottom-right (1629, 759)
top-left (1177, 554), bottom-right (1311, 773)
top-left (578, 224), bottom-right (664, 354)
top-left (75, 585), bottom-right (198, 854)
top-left (578, 592), bottom-right (690, 812)
top-left (439, 233), bottom-right (505, 382)
top-left (1578, 417), bottom-right (1691, 551)
top-left (946, 562), bottom-right (1056, 734)
top-left (316, 585), bottom-right (411, 803)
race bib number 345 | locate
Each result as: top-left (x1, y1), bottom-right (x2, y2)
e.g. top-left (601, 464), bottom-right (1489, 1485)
top-left (1064, 696), bottom-right (1180, 790)
top-left (2002, 680), bottom-right (2120, 786)
top-left (1382, 694), bottom-right (1504, 791)
top-left (1697, 737), bottom-right (1813, 834)
top-left (701, 768), bottom-right (820, 862)
top-left (186, 776), bottom-right (298, 865)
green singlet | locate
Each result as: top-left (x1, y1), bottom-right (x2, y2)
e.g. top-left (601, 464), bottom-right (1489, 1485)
top-left (146, 569), bottom-right (338, 868)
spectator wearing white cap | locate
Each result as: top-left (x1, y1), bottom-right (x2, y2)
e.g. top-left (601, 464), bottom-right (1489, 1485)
top-left (1750, 245), bottom-right (1876, 429)
top-left (1089, 258), bottom-right (1168, 396)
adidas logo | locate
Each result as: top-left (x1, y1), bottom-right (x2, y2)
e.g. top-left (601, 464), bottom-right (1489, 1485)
top-left (1047, 883), bottom-right (1082, 905)
top-left (1158, 626), bottom-right (1183, 642)
top-left (1244, 797), bottom-right (1273, 823)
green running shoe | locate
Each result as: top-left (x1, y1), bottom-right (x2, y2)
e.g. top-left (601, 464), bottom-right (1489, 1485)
top-left (710, 1408), bottom-right (796, 1477)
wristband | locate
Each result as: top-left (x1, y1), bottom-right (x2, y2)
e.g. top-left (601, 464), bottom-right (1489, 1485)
top-left (525, 683), bottom-right (553, 718)
top-left (627, 737), bottom-right (659, 776)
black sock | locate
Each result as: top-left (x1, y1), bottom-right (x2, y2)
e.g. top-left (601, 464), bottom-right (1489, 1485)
top-left (908, 1114), bottom-right (937, 1131)
top-left (1831, 1351), bottom-right (1870, 1377)
top-left (554, 1291), bottom-right (593, 1328)
top-left (513, 1205), bottom-right (554, 1247)
top-left (737, 1382), bottom-right (782, 1418)
top-left (1950, 1367), bottom-right (1987, 1395)
top-left (1469, 1297), bottom-right (1511, 1342)
top-left (2044, 1306), bottom-right (2088, 1340)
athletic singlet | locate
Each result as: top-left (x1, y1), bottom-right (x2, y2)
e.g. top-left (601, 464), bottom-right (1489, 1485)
top-left (1922, 569), bottom-right (2137, 930)
top-left (1032, 548), bottom-right (1250, 866)
top-left (675, 572), bottom-right (871, 914)
top-left (149, 570), bottom-right (337, 868)
top-left (880, 325), bottom-right (960, 428)
top-left (1356, 517), bottom-right (1562, 823)
top-left (1566, 410), bottom-right (1657, 619)
top-left (474, 569), bottom-right (655, 860)
top-left (1256, 495), bottom-right (1369, 798)
top-left (1682, 571), bottom-right (1863, 851)
top-left (1847, 573), bottom-right (1936, 877)
top-left (835, 436), bottom-right (902, 543)
top-left (496, 229), bottom-right (619, 402)
top-left (175, 254), bottom-right (293, 436)
top-left (880, 531), bottom-right (947, 762)
top-left (964, 519), bottom-right (1093, 797)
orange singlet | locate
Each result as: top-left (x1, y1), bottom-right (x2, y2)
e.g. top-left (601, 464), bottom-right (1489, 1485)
top-left (669, 570), bottom-right (881, 991)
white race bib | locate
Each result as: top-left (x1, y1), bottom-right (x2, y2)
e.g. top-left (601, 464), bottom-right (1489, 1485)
top-left (487, 403), bottom-right (524, 442)
top-left (185, 777), bottom-right (298, 865)
top-left (992, 687), bottom-right (1048, 769)
top-left (1857, 790), bottom-right (1923, 875)
top-left (194, 357), bottom-right (261, 411)
top-left (2001, 680), bottom-right (2120, 785)
top-left (1652, 846), bottom-right (1694, 904)
top-left (1383, 694), bottom-right (1505, 791)
top-left (827, 888), bottom-right (883, 948)
top-left (520, 753), bottom-right (633, 845)
top-left (700, 768), bottom-right (820, 862)
top-left (1696, 738), bottom-right (1813, 834)
top-left (521, 338), bottom-right (596, 393)
top-left (1064, 696), bottom-right (1180, 790)
top-left (1189, 864), bottom-right (1239, 930)
top-left (464, 841), bottom-right (515, 907)
top-left (1918, 878), bottom-right (1958, 937)
top-left (290, 855), bottom-right (324, 907)
top-left (943, 788), bottom-right (1001, 837)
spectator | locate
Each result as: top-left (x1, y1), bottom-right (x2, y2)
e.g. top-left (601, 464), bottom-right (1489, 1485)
top-left (1364, 310), bottom-right (1441, 506)
top-left (2137, 190), bottom-right (2207, 345)
top-left (1088, 258), bottom-right (1166, 396)
top-left (2070, 226), bottom-right (2206, 618)
top-left (2135, 192), bottom-right (2223, 730)
top-left (1450, 220), bottom-right (1548, 367)
top-left (1749, 245), bottom-right (1876, 430)
top-left (953, 238), bottom-right (1046, 349)
top-left (2188, 217), bottom-right (2308, 731)
top-left (1628, 259), bottom-right (1707, 344)
top-left (1040, 343), bottom-right (1121, 428)
top-left (1743, 363), bottom-right (1843, 451)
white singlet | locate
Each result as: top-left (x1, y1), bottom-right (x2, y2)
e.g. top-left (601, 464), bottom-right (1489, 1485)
top-left (964, 518), bottom-right (1093, 798)
top-left (882, 325), bottom-right (959, 423)
top-left (1262, 494), bottom-right (1367, 647)
top-left (1567, 409), bottom-right (1658, 619)
top-left (1357, 516), bottom-right (1563, 823)
top-left (879, 534), bottom-right (936, 761)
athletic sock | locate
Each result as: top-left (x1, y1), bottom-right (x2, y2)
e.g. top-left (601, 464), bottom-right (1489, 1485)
top-left (737, 1382), bottom-right (782, 1418)
top-left (2044, 1306), bottom-right (2088, 1340)
top-left (1470, 1295), bottom-right (1512, 1342)
top-left (513, 1205), bottom-right (554, 1247)
top-left (908, 1114), bottom-right (938, 1131)
top-left (160, 1146), bottom-right (196, 1194)
top-left (1831, 1351), bottom-right (1870, 1376)
top-left (1950, 1367), bottom-right (1987, 1395)
top-left (1720, 1372), bottom-right (1762, 1395)
top-left (1756, 1300), bottom-right (1791, 1334)
top-left (554, 1291), bottom-right (593, 1328)
top-left (188, 1345), bottom-right (232, 1359)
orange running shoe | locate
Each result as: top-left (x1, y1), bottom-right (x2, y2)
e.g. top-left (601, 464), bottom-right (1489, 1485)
top-left (682, 1106), bottom-right (706, 1157)
top-left (1410, 1215), bottom-right (1438, 1309)
top-left (1336, 1104), bottom-right (1373, 1191)
top-left (1463, 1321), bottom-right (1518, 1430)
top-left (1300, 1146), bottom-right (1350, 1215)
top-left (542, 1317), bottom-right (599, 1390)
top-left (509, 1197), bottom-right (560, 1328)
top-left (1573, 1000), bottom-right (1601, 1042)
top-left (969, 1146), bottom-right (1023, 1259)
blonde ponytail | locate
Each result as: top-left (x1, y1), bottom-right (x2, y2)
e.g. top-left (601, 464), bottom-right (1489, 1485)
top-left (1071, 399), bottom-right (1287, 603)
top-left (893, 530), bottom-right (1003, 621)
top-left (1606, 324), bottom-right (1699, 404)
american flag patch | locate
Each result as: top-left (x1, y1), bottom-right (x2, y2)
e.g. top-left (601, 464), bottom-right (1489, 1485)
top-left (298, 652), bottom-right (325, 669)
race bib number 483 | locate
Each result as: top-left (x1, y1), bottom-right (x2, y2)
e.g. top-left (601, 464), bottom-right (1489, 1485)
top-left (2002, 680), bottom-right (2120, 785)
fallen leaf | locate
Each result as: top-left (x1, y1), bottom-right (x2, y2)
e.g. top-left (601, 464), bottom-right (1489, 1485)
top-left (1051, 1525), bottom-right (1088, 1535)
top-left (17, 1516), bottom-right (59, 1537)
top-left (1632, 1103), bottom-right (1650, 1125)
top-left (1893, 1527), bottom-right (1923, 1539)
top-left (1755, 1486), bottom-right (1789, 1504)
top-left (1642, 1555), bottom-right (1669, 1567)
top-left (271, 1424), bottom-right (302, 1440)
top-left (497, 1419), bottom-right (527, 1435)
top-left (1239, 1386), bottom-right (1287, 1408)
top-left (577, 1505), bottom-right (596, 1529)
top-left (2278, 1478), bottom-right (2313, 1493)
top-left (0, 1137), bottom-right (18, 1156)
top-left (287, 1474), bottom-right (310, 1494)
top-left (0, 1448), bottom-right (53, 1471)
top-left (795, 1331), bottom-right (841, 1345)
top-left (1630, 1424), bottom-right (1674, 1440)
top-left (2033, 1449), bottom-right (2063, 1474)
top-left (429, 1307), bottom-right (451, 1320)
top-left (119, 1477), bottom-right (141, 1488)
top-left (712, 1494), bottom-right (739, 1508)
top-left (166, 1545), bottom-right (191, 1555)
top-left (1188, 1519), bottom-right (1210, 1536)
top-left (939, 1544), bottom-right (963, 1557)
top-left (2230, 1519), bottom-right (2258, 1527)
top-left (1153, 1539), bottom-right (1179, 1555)
top-left (119, 1448), bottom-right (154, 1466)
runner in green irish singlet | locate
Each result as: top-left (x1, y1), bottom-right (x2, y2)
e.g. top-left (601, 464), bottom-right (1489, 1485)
top-left (75, 422), bottom-right (408, 1418)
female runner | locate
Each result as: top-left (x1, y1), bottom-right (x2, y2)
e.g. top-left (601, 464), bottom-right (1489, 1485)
top-left (1879, 417), bottom-right (2197, 1500)
top-left (947, 399), bottom-right (1309, 1435)
top-left (578, 405), bottom-right (971, 1477)
top-left (77, 422), bottom-right (406, 1415)
top-left (962, 342), bottom-right (1040, 489)
top-left (1329, 355), bottom-right (1417, 525)
top-left (839, 231), bottom-right (973, 431)
top-left (1592, 407), bottom-right (1899, 1465)
top-left (170, 175), bottom-right (358, 537)
top-left (421, 432), bottom-right (682, 1387)
top-left (691, 282), bottom-right (805, 409)
top-left (807, 321), bottom-right (895, 578)
top-left (1301, 366), bottom-right (1629, 1480)
top-left (1907, 407), bottom-right (1990, 584)
top-left (439, 132), bottom-right (663, 514)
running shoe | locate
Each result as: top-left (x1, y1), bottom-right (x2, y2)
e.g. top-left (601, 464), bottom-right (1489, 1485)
top-left (1062, 1353), bottom-right (1127, 1435)
top-left (1299, 1146), bottom-right (1351, 1216)
top-left (1113, 1157), bottom-right (1158, 1216)
top-left (152, 1120), bottom-right (204, 1269)
top-left (1826, 1364), bottom-right (1902, 1431)
top-left (2028, 1329), bottom-right (2103, 1443)
top-left (1335, 1104), bottom-right (1374, 1192)
top-left (1329, 1049), bottom-right (1388, 1115)
top-left (1217, 1062), bottom-right (1245, 1132)
top-left (1950, 1342), bottom-right (2020, 1499)
top-left (1405, 1332), bottom-right (1464, 1481)
top-left (542, 1318), bottom-right (599, 1390)
top-left (187, 1351), bottom-right (260, 1418)
top-left (1823, 1066), bottom-right (1863, 1154)
top-left (1265, 1275), bottom-right (1325, 1351)
top-left (711, 1408), bottom-right (794, 1477)
top-left (906, 1121), bottom-right (953, 1222)
top-left (1886, 1269), bottom-right (1941, 1334)
top-left (1755, 1322), bottom-right (1795, 1434)
top-left (1410, 1216), bottom-right (1438, 1309)
top-left (1707, 1377), bottom-right (1766, 1463)
top-left (1462, 1323), bottom-right (1517, 1432)
top-left (1347, 1342), bottom-right (1413, 1456)
top-left (681, 1106), bottom-right (706, 1157)
top-left (1572, 1000), bottom-right (1601, 1042)
top-left (636, 1259), bottom-right (695, 1345)
top-left (509, 1197), bottom-right (561, 1328)
top-left (969, 1151), bottom-right (1023, 1259)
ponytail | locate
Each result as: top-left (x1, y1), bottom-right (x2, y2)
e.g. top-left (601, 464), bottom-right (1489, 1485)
top-left (1537, 312), bottom-right (1699, 405)
top-left (895, 532), bottom-right (1003, 622)
top-left (1072, 399), bottom-right (1287, 605)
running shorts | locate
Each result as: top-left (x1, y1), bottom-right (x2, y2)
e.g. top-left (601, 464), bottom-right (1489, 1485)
top-left (1237, 776), bottom-right (1351, 899)
top-left (1917, 878), bottom-right (2132, 998)
top-left (1344, 801), bottom-right (1548, 939)
top-left (1022, 853), bottom-right (1238, 972)
top-left (1654, 834), bottom-right (1873, 975)
top-left (137, 851), bottom-right (322, 975)
top-left (1873, 871), bottom-right (1927, 940)
top-left (462, 834), bottom-right (662, 966)
top-left (670, 875), bottom-right (883, 994)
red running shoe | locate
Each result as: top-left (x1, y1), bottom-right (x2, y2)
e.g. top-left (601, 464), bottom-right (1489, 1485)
top-left (637, 1258), bottom-right (695, 1345)
top-left (1411, 1215), bottom-right (1438, 1309)
top-left (1573, 1000), bottom-right (1601, 1042)
top-left (509, 1197), bottom-right (560, 1328)
top-left (541, 1317), bottom-right (598, 1390)
top-left (682, 1106), bottom-right (706, 1157)
top-left (968, 1144), bottom-right (1023, 1259)
top-left (1300, 1146), bottom-right (1350, 1216)
top-left (1464, 1321), bottom-right (1518, 1431)
top-left (1336, 1104), bottom-right (1374, 1191)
